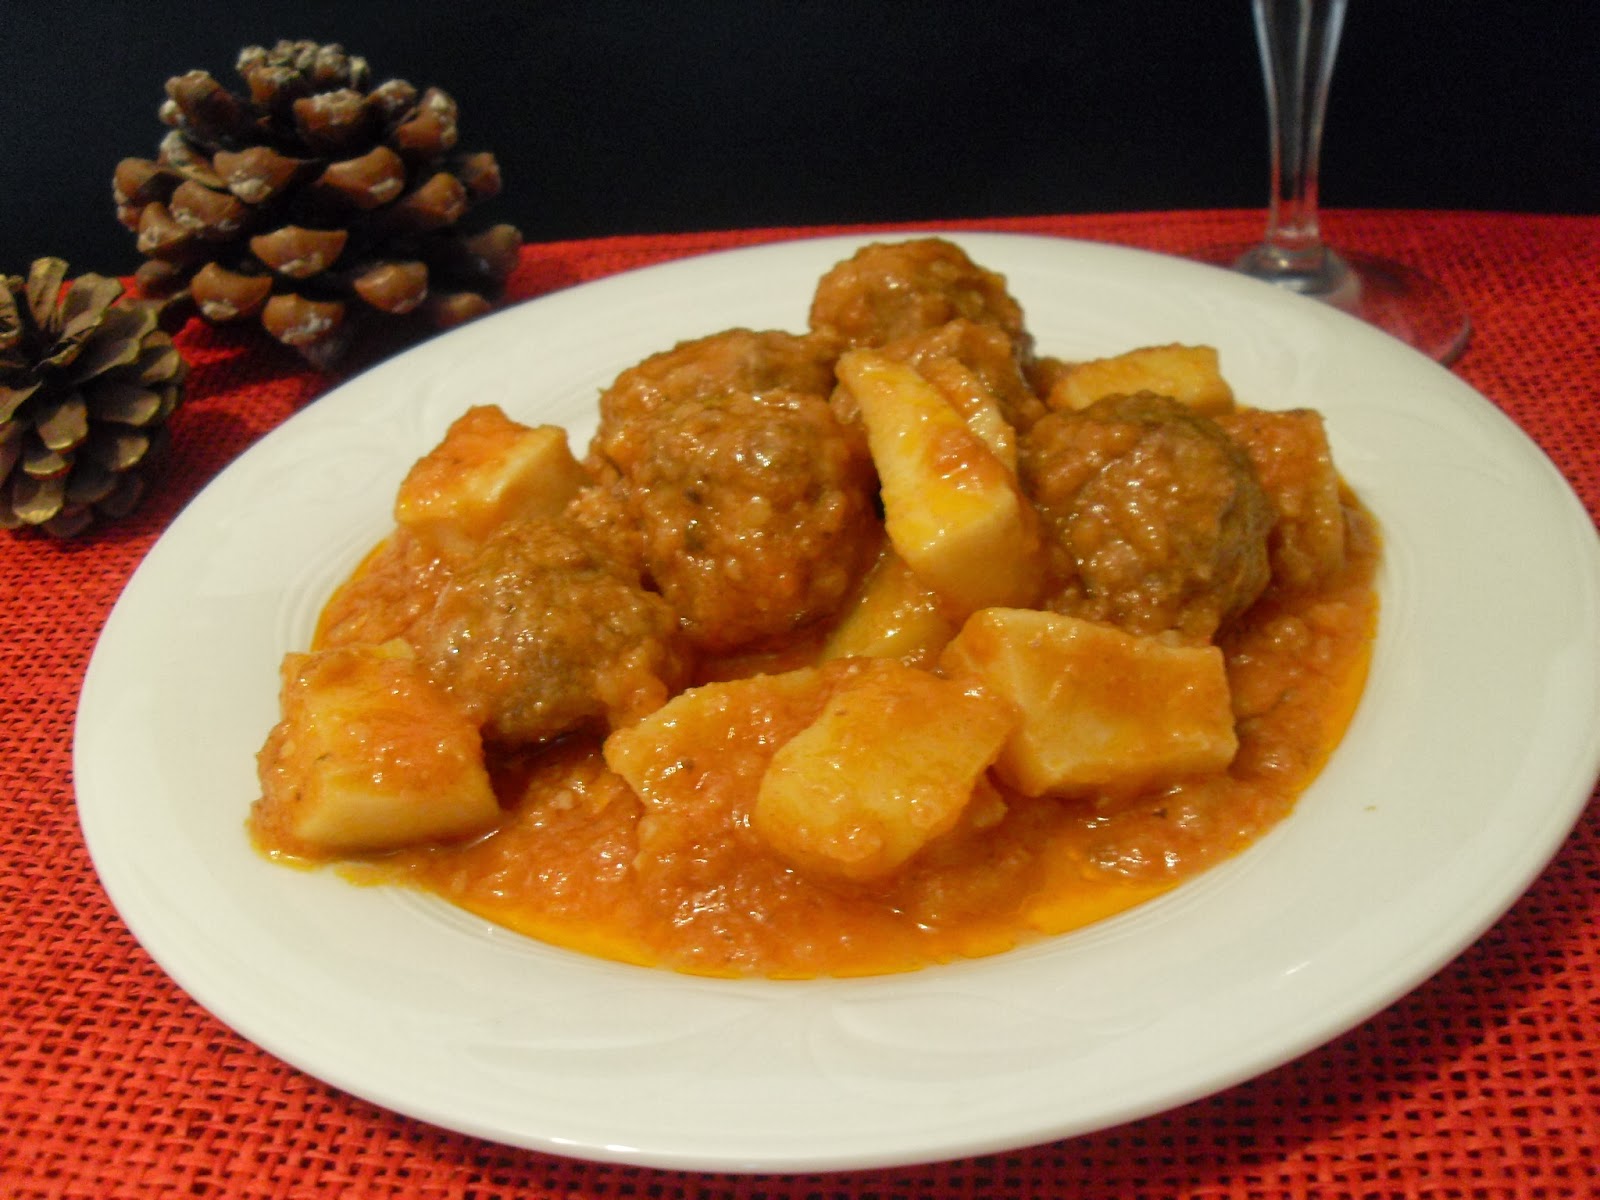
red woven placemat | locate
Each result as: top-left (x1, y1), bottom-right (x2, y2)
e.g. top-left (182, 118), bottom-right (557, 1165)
top-left (3, 210), bottom-right (1596, 1199)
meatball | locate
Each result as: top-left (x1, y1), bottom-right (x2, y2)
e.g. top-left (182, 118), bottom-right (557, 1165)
top-left (808, 238), bottom-right (1031, 354)
top-left (408, 517), bottom-right (690, 745)
top-left (1019, 393), bottom-right (1273, 641)
top-left (592, 328), bottom-right (839, 475)
top-left (587, 327), bottom-right (877, 656)
top-left (619, 389), bottom-right (880, 654)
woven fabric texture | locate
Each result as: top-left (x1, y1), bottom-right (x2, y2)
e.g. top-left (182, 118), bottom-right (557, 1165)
top-left (2, 210), bottom-right (1596, 1199)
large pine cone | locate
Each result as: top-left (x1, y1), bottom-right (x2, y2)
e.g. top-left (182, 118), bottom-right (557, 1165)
top-left (0, 259), bottom-right (186, 538)
top-left (115, 40), bottom-right (522, 367)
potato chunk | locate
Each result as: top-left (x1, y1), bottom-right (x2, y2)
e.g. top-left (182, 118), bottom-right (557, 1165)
top-left (253, 642), bottom-right (499, 855)
top-left (1215, 407), bottom-right (1347, 590)
top-left (940, 609), bottom-right (1237, 797)
top-left (914, 354), bottom-right (1020, 472)
top-left (395, 405), bottom-right (587, 558)
top-left (753, 660), bottom-right (1014, 881)
top-left (821, 543), bottom-right (957, 667)
top-left (604, 659), bottom-right (1012, 883)
top-left (837, 349), bottom-right (1041, 618)
top-left (603, 667), bottom-right (828, 814)
top-left (1046, 344), bottom-right (1234, 415)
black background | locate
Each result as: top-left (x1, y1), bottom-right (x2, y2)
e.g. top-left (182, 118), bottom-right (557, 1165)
top-left (5, 1), bottom-right (1597, 277)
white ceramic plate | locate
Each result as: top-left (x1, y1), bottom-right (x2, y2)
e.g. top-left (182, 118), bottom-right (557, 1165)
top-left (75, 233), bottom-right (1600, 1173)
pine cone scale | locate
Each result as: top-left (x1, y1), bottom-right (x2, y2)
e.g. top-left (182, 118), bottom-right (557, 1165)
top-left (190, 264), bottom-right (273, 321)
top-left (22, 439), bottom-right (68, 478)
top-left (136, 203), bottom-right (201, 261)
top-left (317, 146), bottom-right (406, 209)
top-left (35, 394), bottom-right (89, 451)
top-left (0, 426), bottom-right (20, 478)
top-left (250, 226), bottom-right (349, 278)
top-left (212, 146), bottom-right (310, 204)
top-left (165, 71), bottom-right (253, 145)
top-left (156, 130), bottom-right (225, 189)
top-left (0, 302), bottom-right (21, 362)
top-left (61, 275), bottom-right (130, 341)
top-left (84, 426), bottom-right (152, 473)
top-left (353, 261), bottom-right (428, 313)
top-left (87, 380), bottom-right (165, 426)
top-left (170, 180), bottom-right (252, 240)
top-left (135, 342), bottom-right (185, 384)
top-left (12, 472), bottom-right (68, 525)
top-left (64, 459), bottom-right (117, 506)
top-left (65, 305), bottom-right (156, 381)
top-left (96, 473), bottom-right (149, 523)
top-left (114, 158), bottom-right (181, 210)
top-left (292, 89), bottom-right (376, 155)
top-left (0, 383), bottom-right (39, 422)
top-left (26, 260), bottom-right (71, 330)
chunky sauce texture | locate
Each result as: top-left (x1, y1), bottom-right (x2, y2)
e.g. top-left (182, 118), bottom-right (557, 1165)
top-left (324, 507), bottom-right (1376, 977)
top-left (255, 238), bottom-right (1381, 979)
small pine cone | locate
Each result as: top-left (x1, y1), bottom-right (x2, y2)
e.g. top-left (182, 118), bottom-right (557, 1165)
top-left (115, 39), bottom-right (523, 368)
top-left (0, 259), bottom-right (187, 537)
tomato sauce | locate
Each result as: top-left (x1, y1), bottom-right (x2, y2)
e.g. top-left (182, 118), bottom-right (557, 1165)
top-left (329, 503), bottom-right (1378, 978)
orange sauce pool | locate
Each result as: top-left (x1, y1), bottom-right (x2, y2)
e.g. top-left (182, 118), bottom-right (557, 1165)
top-left (328, 505), bottom-right (1379, 979)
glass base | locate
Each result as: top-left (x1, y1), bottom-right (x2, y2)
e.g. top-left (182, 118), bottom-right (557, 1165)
top-left (1196, 243), bottom-right (1472, 365)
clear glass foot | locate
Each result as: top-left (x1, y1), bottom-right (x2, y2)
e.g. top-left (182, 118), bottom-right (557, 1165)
top-left (1199, 239), bottom-right (1472, 365)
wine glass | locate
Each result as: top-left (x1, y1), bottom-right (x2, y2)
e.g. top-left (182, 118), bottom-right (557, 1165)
top-left (1203, 0), bottom-right (1471, 364)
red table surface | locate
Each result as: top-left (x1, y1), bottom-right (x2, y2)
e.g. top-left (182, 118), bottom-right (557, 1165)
top-left (3, 210), bottom-right (1597, 1199)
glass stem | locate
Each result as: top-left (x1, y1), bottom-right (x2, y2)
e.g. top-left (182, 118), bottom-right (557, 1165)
top-left (1247, 0), bottom-right (1349, 293)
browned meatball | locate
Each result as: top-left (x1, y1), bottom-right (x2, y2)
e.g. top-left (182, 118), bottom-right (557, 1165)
top-left (408, 517), bottom-right (690, 745)
top-left (808, 238), bottom-right (1031, 354)
top-left (592, 328), bottom-right (839, 475)
top-left (619, 389), bottom-right (879, 654)
top-left (1019, 393), bottom-right (1274, 641)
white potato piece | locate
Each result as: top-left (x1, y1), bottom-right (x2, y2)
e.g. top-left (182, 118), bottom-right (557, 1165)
top-left (821, 543), bottom-right (957, 667)
top-left (254, 641), bottom-right (500, 855)
top-left (603, 666), bottom-right (840, 868)
top-left (1046, 343), bottom-right (1235, 415)
top-left (1216, 407), bottom-right (1347, 590)
top-left (603, 667), bottom-right (828, 813)
top-left (753, 659), bottom-right (1014, 881)
top-left (915, 355), bottom-right (1019, 472)
top-left (395, 404), bottom-right (587, 558)
top-left (940, 608), bottom-right (1237, 797)
top-left (837, 350), bottom-right (1040, 619)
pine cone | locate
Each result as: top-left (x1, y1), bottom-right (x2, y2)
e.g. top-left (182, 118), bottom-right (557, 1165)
top-left (115, 40), bottom-right (522, 368)
top-left (0, 259), bottom-right (187, 538)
